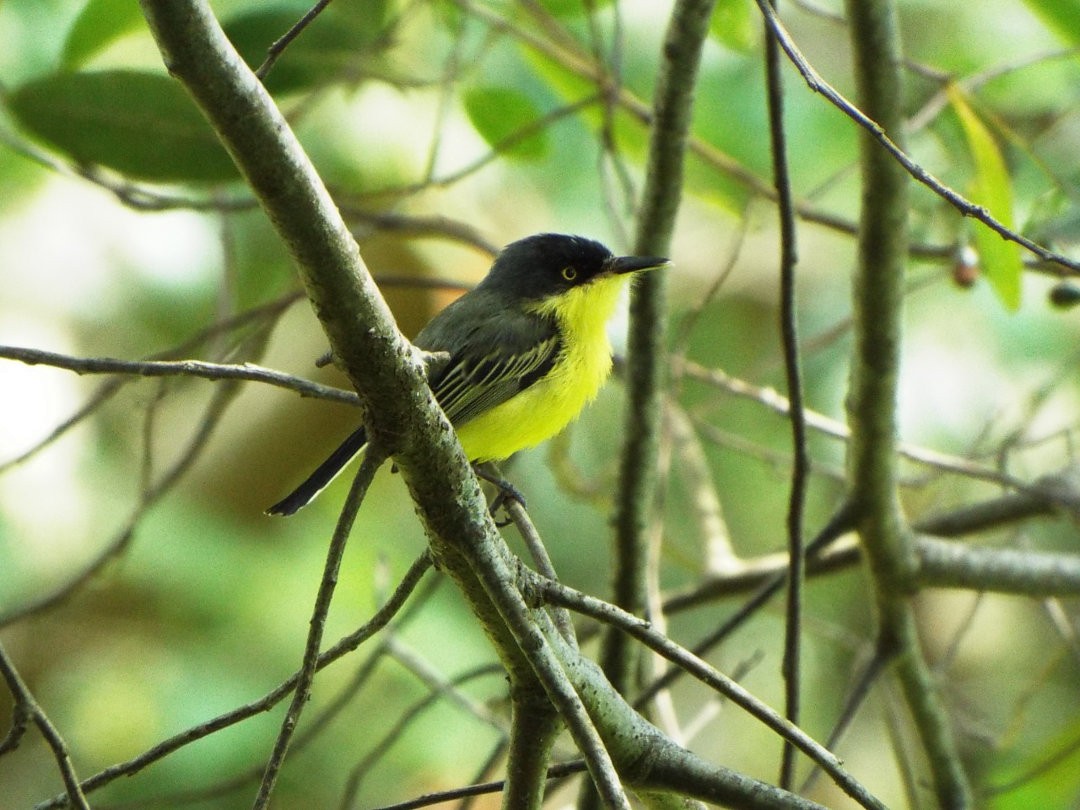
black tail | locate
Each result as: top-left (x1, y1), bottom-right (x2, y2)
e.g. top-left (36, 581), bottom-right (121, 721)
top-left (266, 426), bottom-right (368, 516)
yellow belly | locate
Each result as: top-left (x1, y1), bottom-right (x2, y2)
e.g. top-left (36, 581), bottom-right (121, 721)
top-left (454, 274), bottom-right (627, 462)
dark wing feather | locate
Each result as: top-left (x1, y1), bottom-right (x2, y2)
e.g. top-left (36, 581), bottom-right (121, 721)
top-left (416, 292), bottom-right (561, 427)
top-left (267, 291), bottom-right (558, 516)
top-left (432, 333), bottom-right (561, 426)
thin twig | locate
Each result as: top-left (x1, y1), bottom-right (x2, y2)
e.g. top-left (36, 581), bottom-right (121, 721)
top-left (253, 445), bottom-right (388, 807)
top-left (644, 509), bottom-right (856, 706)
top-left (370, 93), bottom-right (603, 197)
top-left (799, 643), bottom-right (890, 795)
top-left (422, 0), bottom-right (469, 184)
top-left (457, 740), bottom-right (511, 810)
top-left (534, 575), bottom-right (887, 810)
top-left (753, 0), bottom-right (1080, 275)
top-left (762, 0), bottom-right (809, 787)
top-left (0, 346), bottom-right (360, 408)
top-left (503, 496), bottom-right (578, 648)
top-left (33, 551), bottom-right (435, 809)
top-left (0, 293), bottom-right (302, 473)
top-left (338, 661), bottom-right (505, 808)
top-left (370, 761), bottom-right (589, 810)
top-left (337, 208), bottom-right (501, 256)
top-left (986, 726), bottom-right (1080, 796)
top-left (665, 404), bottom-right (738, 574)
top-left (3, 371), bottom-right (248, 626)
top-left (679, 358), bottom-right (1025, 489)
top-left (255, 0), bottom-right (334, 80)
top-left (0, 121), bottom-right (257, 212)
top-left (387, 638), bottom-right (504, 729)
top-left (907, 47), bottom-right (1080, 133)
top-left (0, 644), bottom-right (90, 810)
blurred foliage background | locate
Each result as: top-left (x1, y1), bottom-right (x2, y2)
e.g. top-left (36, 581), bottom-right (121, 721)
top-left (2, 0), bottom-right (1080, 807)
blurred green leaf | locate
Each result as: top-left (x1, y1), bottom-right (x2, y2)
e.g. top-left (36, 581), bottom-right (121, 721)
top-left (535, 0), bottom-right (615, 16)
top-left (710, 0), bottom-right (757, 53)
top-left (61, 0), bottom-right (145, 69)
top-left (8, 70), bottom-right (238, 182)
top-left (462, 87), bottom-right (550, 160)
top-left (987, 722), bottom-right (1080, 808)
top-left (1020, 0), bottom-right (1080, 43)
top-left (948, 84), bottom-right (1023, 310)
top-left (224, 3), bottom-right (390, 95)
top-left (520, 45), bottom-right (600, 117)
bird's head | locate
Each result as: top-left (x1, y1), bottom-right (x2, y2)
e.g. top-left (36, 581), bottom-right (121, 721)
top-left (479, 233), bottom-right (669, 303)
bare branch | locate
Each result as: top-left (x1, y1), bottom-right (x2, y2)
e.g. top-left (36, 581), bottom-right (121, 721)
top-left (534, 575), bottom-right (886, 810)
top-left (761, 0), bottom-right (810, 783)
top-left (34, 552), bottom-right (434, 808)
top-left (0, 346), bottom-right (359, 407)
top-left (753, 0), bottom-right (1080, 275)
top-left (254, 446), bottom-right (388, 806)
top-left (0, 644), bottom-right (90, 810)
top-left (679, 359), bottom-right (1023, 488)
top-left (606, 0), bottom-right (717, 695)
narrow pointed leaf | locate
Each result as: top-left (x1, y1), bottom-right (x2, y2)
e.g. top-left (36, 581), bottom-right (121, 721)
top-left (948, 85), bottom-right (1023, 310)
top-left (1020, 0), bottom-right (1080, 44)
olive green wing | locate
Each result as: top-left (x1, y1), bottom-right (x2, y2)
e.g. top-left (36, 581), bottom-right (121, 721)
top-left (416, 296), bottom-right (562, 428)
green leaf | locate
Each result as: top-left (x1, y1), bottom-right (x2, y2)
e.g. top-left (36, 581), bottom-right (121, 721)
top-left (710, 0), bottom-right (757, 53)
top-left (535, 0), bottom-right (615, 16)
top-left (462, 87), bottom-right (550, 161)
top-left (223, 4), bottom-right (390, 95)
top-left (8, 70), bottom-right (238, 183)
top-left (948, 85), bottom-right (1023, 310)
top-left (1020, 0), bottom-right (1080, 44)
top-left (61, 0), bottom-right (146, 69)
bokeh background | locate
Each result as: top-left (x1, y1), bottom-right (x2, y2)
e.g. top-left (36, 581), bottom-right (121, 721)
top-left (2, 0), bottom-right (1080, 807)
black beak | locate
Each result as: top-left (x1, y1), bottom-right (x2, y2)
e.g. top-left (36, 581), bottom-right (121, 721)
top-left (606, 255), bottom-right (671, 275)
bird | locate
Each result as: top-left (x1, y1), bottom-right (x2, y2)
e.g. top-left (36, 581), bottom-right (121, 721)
top-left (266, 233), bottom-right (669, 516)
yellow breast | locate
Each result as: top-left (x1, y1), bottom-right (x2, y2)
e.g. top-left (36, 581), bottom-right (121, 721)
top-left (454, 274), bottom-right (628, 462)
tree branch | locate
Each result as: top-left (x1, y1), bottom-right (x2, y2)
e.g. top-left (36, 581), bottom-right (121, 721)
top-left (535, 577), bottom-right (885, 810)
top-left (253, 446), bottom-right (386, 806)
top-left (0, 346), bottom-right (360, 407)
top-left (135, 4), bottom-right (577, 806)
top-left (0, 644), bottom-right (89, 810)
top-left (754, 0), bottom-right (1080, 275)
top-left (761, 0), bottom-right (809, 785)
top-left (605, 0), bottom-right (717, 694)
top-left (835, 0), bottom-right (972, 803)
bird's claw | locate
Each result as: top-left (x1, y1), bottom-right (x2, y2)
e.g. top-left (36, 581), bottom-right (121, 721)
top-left (489, 482), bottom-right (527, 525)
top-left (472, 463), bottom-right (526, 525)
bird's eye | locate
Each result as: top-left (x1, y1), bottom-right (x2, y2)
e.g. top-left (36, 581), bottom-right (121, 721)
top-left (561, 266), bottom-right (578, 281)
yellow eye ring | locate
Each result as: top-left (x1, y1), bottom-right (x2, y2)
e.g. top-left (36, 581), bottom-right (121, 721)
top-left (561, 266), bottom-right (578, 281)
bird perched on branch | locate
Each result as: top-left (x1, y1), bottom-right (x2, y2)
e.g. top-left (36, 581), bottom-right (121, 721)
top-left (267, 232), bottom-right (669, 516)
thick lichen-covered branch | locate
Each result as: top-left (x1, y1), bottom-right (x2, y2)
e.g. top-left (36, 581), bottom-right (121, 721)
top-left (137, 3), bottom-right (580, 806)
